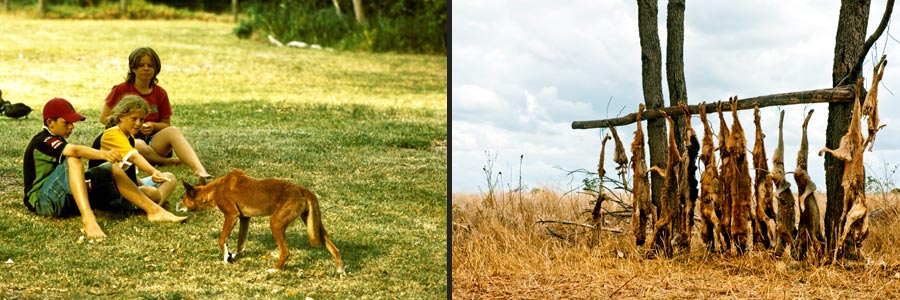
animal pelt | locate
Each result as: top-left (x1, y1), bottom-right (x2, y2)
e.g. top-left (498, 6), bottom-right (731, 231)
top-left (863, 55), bottom-right (887, 152)
top-left (751, 105), bottom-right (775, 249)
top-left (771, 110), bottom-right (797, 258)
top-left (820, 77), bottom-right (869, 261)
top-left (697, 102), bottom-right (726, 253)
top-left (792, 109), bottom-right (824, 261)
top-left (727, 96), bottom-right (753, 254)
top-left (608, 125), bottom-right (629, 183)
top-left (675, 103), bottom-right (699, 250)
top-left (716, 101), bottom-right (734, 251)
top-left (591, 134), bottom-right (612, 246)
top-left (648, 110), bottom-right (682, 258)
top-left (631, 104), bottom-right (655, 247)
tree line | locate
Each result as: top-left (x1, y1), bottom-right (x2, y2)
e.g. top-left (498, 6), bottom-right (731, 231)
top-left (3, 0), bottom-right (447, 55)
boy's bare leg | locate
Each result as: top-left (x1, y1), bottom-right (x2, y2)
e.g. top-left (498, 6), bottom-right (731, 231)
top-left (66, 157), bottom-right (106, 238)
top-left (110, 166), bottom-right (186, 223)
top-left (136, 139), bottom-right (180, 166)
top-left (151, 127), bottom-right (211, 178)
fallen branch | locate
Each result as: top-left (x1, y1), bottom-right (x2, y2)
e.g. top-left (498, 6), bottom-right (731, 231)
top-left (572, 85), bottom-right (855, 129)
top-left (536, 218), bottom-right (625, 233)
top-left (609, 275), bottom-right (638, 299)
top-left (544, 227), bottom-right (569, 241)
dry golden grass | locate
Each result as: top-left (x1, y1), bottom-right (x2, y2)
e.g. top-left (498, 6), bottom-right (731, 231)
top-left (452, 190), bottom-right (900, 299)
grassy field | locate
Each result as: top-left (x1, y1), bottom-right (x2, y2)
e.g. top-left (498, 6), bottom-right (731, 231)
top-left (0, 15), bottom-right (447, 299)
top-left (453, 189), bottom-right (900, 299)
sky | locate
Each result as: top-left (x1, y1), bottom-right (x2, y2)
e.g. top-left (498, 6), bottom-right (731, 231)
top-left (451, 1), bottom-right (900, 194)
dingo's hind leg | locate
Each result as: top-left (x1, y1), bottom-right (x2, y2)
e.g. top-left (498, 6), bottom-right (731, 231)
top-left (321, 229), bottom-right (345, 276)
top-left (270, 205), bottom-right (300, 270)
top-left (237, 217), bottom-right (250, 254)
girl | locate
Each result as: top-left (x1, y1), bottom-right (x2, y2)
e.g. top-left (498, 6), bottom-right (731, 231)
top-left (92, 95), bottom-right (178, 206)
top-left (100, 47), bottom-right (212, 180)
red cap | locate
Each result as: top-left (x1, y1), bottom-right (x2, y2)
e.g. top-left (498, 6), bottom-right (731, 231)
top-left (43, 98), bottom-right (86, 122)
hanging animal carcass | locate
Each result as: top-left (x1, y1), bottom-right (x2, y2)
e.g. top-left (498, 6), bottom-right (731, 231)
top-left (793, 109), bottom-right (824, 261)
top-left (751, 104), bottom-right (775, 249)
top-left (697, 102), bottom-right (726, 252)
top-left (771, 110), bottom-right (797, 258)
top-left (631, 104), bottom-right (655, 246)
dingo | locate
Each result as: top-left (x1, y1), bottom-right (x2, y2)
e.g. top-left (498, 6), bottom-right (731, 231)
top-left (179, 169), bottom-right (345, 275)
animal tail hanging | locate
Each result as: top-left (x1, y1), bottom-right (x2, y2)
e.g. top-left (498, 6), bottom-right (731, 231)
top-left (303, 188), bottom-right (326, 247)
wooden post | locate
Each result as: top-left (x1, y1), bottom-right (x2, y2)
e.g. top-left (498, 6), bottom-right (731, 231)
top-left (571, 85), bottom-right (855, 129)
top-left (232, 0), bottom-right (238, 23)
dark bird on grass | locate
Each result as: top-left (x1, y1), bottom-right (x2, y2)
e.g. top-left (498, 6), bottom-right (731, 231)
top-left (0, 89), bottom-right (33, 119)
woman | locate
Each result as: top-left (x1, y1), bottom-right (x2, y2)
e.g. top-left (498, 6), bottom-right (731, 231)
top-left (100, 47), bottom-right (212, 179)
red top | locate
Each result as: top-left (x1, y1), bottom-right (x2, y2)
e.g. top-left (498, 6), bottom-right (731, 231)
top-left (105, 82), bottom-right (173, 123)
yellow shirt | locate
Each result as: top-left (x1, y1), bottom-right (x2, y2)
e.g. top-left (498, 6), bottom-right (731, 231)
top-left (99, 127), bottom-right (138, 170)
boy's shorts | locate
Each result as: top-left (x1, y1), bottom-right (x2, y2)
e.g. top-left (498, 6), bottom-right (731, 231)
top-left (36, 162), bottom-right (141, 217)
top-left (35, 162), bottom-right (80, 217)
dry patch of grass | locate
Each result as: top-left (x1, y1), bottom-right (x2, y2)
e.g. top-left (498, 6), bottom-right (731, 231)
top-left (452, 190), bottom-right (900, 299)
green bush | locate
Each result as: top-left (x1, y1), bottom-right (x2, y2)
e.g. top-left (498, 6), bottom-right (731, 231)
top-left (242, 0), bottom-right (446, 55)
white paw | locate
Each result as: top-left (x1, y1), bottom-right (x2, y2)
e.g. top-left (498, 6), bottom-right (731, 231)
top-left (223, 243), bottom-right (236, 263)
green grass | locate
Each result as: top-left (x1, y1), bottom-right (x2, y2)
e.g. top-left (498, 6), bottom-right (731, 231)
top-left (0, 14), bottom-right (447, 299)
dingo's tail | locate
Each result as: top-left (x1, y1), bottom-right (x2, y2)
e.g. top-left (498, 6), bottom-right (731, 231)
top-left (301, 187), bottom-right (345, 275)
top-left (305, 190), bottom-right (325, 247)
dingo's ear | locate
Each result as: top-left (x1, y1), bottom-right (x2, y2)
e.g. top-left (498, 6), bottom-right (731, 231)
top-left (182, 180), bottom-right (197, 197)
top-left (198, 175), bottom-right (208, 186)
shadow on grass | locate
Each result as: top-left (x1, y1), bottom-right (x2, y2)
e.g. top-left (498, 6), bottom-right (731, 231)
top-left (192, 218), bottom-right (385, 273)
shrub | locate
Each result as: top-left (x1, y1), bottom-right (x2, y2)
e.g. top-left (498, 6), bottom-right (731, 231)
top-left (240, 0), bottom-right (446, 54)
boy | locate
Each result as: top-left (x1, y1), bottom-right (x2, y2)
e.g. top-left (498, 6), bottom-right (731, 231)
top-left (23, 98), bottom-right (186, 238)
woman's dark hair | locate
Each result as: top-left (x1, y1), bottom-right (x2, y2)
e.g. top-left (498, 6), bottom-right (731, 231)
top-left (126, 47), bottom-right (161, 87)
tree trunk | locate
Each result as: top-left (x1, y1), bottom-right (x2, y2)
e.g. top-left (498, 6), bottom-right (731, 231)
top-left (666, 0), bottom-right (687, 152)
top-left (332, 0), bottom-right (343, 17)
top-left (5, 0), bottom-right (10, 12)
top-left (826, 0), bottom-right (869, 257)
top-left (120, 0), bottom-right (127, 16)
top-left (637, 0), bottom-right (668, 252)
top-left (232, 0), bottom-right (239, 23)
top-left (353, 0), bottom-right (365, 23)
top-left (38, 0), bottom-right (45, 16)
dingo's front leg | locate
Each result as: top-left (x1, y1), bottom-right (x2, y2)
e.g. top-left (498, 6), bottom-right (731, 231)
top-left (219, 213), bottom-right (239, 263)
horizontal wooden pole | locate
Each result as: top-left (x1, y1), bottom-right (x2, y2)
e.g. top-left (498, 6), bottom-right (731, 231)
top-left (571, 85), bottom-right (856, 129)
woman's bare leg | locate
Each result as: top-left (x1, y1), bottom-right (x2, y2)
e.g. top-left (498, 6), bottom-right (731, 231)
top-left (136, 139), bottom-right (180, 166)
top-left (150, 127), bottom-right (210, 178)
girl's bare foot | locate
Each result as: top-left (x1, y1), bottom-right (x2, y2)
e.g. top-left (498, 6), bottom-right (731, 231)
top-left (83, 222), bottom-right (107, 239)
top-left (147, 210), bottom-right (188, 223)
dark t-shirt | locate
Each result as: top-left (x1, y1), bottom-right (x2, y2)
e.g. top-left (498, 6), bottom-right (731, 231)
top-left (22, 128), bottom-right (67, 211)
